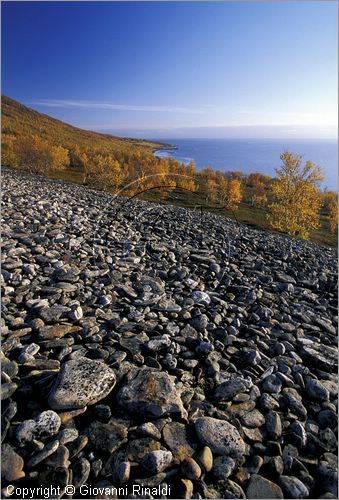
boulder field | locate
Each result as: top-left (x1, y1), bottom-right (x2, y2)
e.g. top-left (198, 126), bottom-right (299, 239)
top-left (1, 168), bottom-right (337, 499)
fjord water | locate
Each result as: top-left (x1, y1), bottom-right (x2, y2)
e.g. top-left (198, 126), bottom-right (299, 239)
top-left (154, 139), bottom-right (338, 190)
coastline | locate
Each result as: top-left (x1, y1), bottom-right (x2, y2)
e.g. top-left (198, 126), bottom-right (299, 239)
top-left (152, 138), bottom-right (338, 191)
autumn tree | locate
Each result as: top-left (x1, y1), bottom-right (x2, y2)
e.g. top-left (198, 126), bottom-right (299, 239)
top-left (12, 135), bottom-right (69, 174)
top-left (329, 200), bottom-right (338, 233)
top-left (246, 172), bottom-right (268, 207)
top-left (224, 178), bottom-right (242, 209)
top-left (323, 191), bottom-right (339, 233)
top-left (175, 161), bottom-right (198, 192)
top-left (268, 151), bottom-right (324, 239)
top-left (1, 135), bottom-right (16, 167)
top-left (79, 152), bottom-right (125, 192)
top-left (209, 171), bottom-right (226, 204)
top-left (199, 168), bottom-right (218, 202)
top-left (51, 145), bottom-right (70, 171)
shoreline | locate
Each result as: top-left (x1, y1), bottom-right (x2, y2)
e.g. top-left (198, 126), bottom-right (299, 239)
top-left (152, 138), bottom-right (338, 191)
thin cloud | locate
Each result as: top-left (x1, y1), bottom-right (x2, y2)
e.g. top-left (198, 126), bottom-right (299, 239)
top-left (29, 99), bottom-right (204, 114)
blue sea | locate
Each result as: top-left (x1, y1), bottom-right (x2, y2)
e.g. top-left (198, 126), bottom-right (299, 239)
top-left (154, 138), bottom-right (338, 191)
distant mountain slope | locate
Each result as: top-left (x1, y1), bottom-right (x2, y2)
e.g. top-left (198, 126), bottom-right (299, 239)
top-left (1, 95), bottom-right (163, 153)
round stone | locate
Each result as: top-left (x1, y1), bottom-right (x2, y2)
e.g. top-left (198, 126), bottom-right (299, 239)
top-left (181, 457), bottom-right (202, 480)
top-left (48, 357), bottom-right (116, 410)
top-left (305, 378), bottom-right (330, 402)
top-left (195, 417), bottom-right (246, 457)
top-left (196, 446), bottom-right (213, 472)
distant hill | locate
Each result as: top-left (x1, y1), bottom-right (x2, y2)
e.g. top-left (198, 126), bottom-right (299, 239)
top-left (1, 95), bottom-right (164, 154)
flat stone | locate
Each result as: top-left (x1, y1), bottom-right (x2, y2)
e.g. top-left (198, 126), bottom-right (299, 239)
top-left (48, 357), bottom-right (116, 410)
top-left (247, 474), bottom-right (283, 499)
top-left (195, 417), bottom-right (246, 457)
top-left (147, 335), bottom-right (171, 352)
top-left (114, 461), bottom-right (131, 485)
top-left (39, 305), bottom-right (71, 323)
top-left (43, 445), bottom-right (70, 468)
top-left (1, 382), bottom-right (17, 400)
top-left (72, 457), bottom-right (91, 489)
top-left (126, 437), bottom-right (161, 463)
top-left (53, 265), bottom-right (80, 283)
top-left (119, 332), bottom-right (149, 355)
top-left (301, 343), bottom-right (337, 372)
top-left (136, 422), bottom-right (161, 440)
top-left (191, 291), bottom-right (211, 305)
top-left (27, 439), bottom-right (60, 468)
top-left (180, 479), bottom-right (194, 499)
top-left (38, 324), bottom-right (79, 340)
top-left (262, 374), bottom-right (283, 393)
top-left (243, 427), bottom-right (264, 442)
top-left (16, 419), bottom-right (37, 445)
top-left (190, 314), bottom-right (209, 332)
top-left (57, 428), bottom-right (79, 445)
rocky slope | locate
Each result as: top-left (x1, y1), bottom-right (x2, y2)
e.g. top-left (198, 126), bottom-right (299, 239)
top-left (1, 167), bottom-right (338, 499)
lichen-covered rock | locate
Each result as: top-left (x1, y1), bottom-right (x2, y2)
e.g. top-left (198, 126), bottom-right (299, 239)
top-left (88, 419), bottom-right (129, 453)
top-left (142, 450), bottom-right (173, 473)
top-left (195, 417), bottom-right (246, 457)
top-left (118, 367), bottom-right (186, 418)
top-left (48, 357), bottom-right (116, 410)
top-left (163, 421), bottom-right (197, 459)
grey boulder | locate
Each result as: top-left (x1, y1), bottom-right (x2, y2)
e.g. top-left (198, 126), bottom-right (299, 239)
top-left (48, 357), bottom-right (116, 410)
top-left (195, 417), bottom-right (246, 457)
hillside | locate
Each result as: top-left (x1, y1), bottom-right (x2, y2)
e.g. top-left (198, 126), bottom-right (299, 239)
top-left (1, 95), bottom-right (164, 153)
top-left (2, 167), bottom-right (338, 499)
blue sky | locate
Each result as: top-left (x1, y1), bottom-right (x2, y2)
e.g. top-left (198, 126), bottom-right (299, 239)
top-left (2, 1), bottom-right (338, 139)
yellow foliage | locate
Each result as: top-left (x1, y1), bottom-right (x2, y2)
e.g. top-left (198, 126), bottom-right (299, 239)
top-left (268, 151), bottom-right (324, 239)
top-left (13, 135), bottom-right (51, 173)
top-left (51, 145), bottom-right (70, 171)
top-left (329, 198), bottom-right (338, 233)
top-left (252, 193), bottom-right (267, 207)
top-left (322, 191), bottom-right (337, 214)
top-left (1, 135), bottom-right (16, 167)
top-left (199, 168), bottom-right (218, 201)
top-left (9, 135), bottom-right (69, 173)
top-left (79, 152), bottom-right (125, 191)
top-left (224, 178), bottom-right (242, 209)
top-left (247, 172), bottom-right (268, 206)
